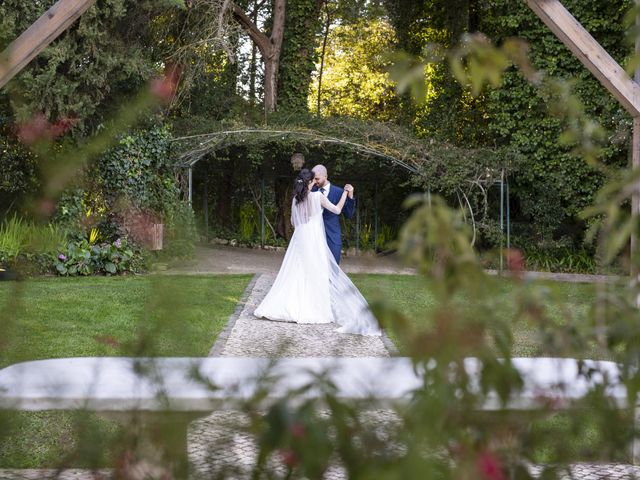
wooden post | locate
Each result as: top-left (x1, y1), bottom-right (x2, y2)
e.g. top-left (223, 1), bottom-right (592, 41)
top-left (633, 2), bottom-right (640, 303)
top-left (188, 167), bottom-right (193, 205)
top-left (374, 181), bottom-right (379, 252)
top-left (632, 120), bottom-right (640, 280)
top-left (500, 170), bottom-right (505, 272)
top-left (261, 176), bottom-right (265, 248)
top-left (203, 174), bottom-right (209, 243)
top-left (524, 0), bottom-right (640, 118)
top-left (0, 0), bottom-right (96, 89)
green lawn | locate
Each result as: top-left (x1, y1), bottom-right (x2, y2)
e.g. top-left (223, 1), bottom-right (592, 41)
top-left (0, 274), bottom-right (251, 468)
top-left (352, 273), bottom-right (598, 358)
top-left (0, 273), bottom-right (602, 468)
top-left (0, 274), bottom-right (252, 368)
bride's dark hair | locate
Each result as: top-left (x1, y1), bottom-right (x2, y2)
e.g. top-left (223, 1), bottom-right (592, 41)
top-left (293, 168), bottom-right (315, 204)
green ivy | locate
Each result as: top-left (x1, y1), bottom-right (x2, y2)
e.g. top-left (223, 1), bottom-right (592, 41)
top-left (0, 134), bottom-right (39, 216)
top-left (277, 0), bottom-right (323, 113)
top-left (386, 0), bottom-right (633, 250)
top-left (96, 124), bottom-right (178, 216)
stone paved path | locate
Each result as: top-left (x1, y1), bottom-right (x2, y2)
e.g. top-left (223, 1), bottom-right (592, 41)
top-left (188, 273), bottom-right (394, 478)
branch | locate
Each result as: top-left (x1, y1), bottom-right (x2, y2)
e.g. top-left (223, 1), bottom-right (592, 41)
top-left (247, 0), bottom-right (269, 18)
top-left (232, 2), bottom-right (270, 56)
top-left (217, 0), bottom-right (232, 39)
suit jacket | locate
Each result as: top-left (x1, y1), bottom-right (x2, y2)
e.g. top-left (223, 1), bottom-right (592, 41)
top-left (314, 184), bottom-right (356, 248)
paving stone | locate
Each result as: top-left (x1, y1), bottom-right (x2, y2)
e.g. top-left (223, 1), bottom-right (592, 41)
top-left (527, 463), bottom-right (640, 479)
top-left (0, 470), bottom-right (111, 479)
top-left (188, 409), bottom-right (402, 479)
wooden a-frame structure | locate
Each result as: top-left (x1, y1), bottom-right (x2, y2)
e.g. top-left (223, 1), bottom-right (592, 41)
top-left (1, 0), bottom-right (639, 256)
top-left (0, 0), bottom-right (95, 89)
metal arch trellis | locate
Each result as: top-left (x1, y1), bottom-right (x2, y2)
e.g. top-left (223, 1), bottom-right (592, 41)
top-left (172, 127), bottom-right (422, 171)
top-left (457, 168), bottom-right (511, 271)
top-left (171, 128), bottom-right (511, 266)
top-left (170, 127), bottom-right (426, 251)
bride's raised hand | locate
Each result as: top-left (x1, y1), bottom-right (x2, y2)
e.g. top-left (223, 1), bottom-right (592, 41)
top-left (344, 184), bottom-right (354, 198)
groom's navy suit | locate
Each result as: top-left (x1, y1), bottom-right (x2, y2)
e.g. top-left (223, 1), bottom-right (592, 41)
top-left (314, 183), bottom-right (356, 264)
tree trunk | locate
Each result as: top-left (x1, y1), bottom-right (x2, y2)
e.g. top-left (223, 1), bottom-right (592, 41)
top-left (216, 161), bottom-right (234, 227)
top-left (275, 177), bottom-right (292, 239)
top-left (249, 4), bottom-right (258, 104)
top-left (263, 56), bottom-right (278, 113)
top-left (317, 1), bottom-right (331, 116)
top-left (232, 0), bottom-right (286, 113)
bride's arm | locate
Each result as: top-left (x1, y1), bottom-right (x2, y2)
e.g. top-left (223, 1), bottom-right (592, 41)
top-left (320, 190), bottom-right (348, 214)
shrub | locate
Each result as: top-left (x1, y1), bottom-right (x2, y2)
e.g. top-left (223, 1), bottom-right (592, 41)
top-left (522, 246), bottom-right (599, 274)
top-left (375, 223), bottom-right (395, 251)
top-left (238, 202), bottom-right (258, 243)
top-left (54, 238), bottom-right (143, 276)
top-left (0, 215), bottom-right (67, 274)
top-left (159, 201), bottom-right (197, 260)
top-left (0, 134), bottom-right (39, 216)
top-left (359, 223), bottom-right (372, 250)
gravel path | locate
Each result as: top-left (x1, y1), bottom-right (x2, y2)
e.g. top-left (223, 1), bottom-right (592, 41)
top-left (188, 272), bottom-right (393, 478)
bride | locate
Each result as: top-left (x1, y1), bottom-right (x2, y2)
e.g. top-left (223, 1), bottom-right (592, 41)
top-left (254, 168), bottom-right (381, 336)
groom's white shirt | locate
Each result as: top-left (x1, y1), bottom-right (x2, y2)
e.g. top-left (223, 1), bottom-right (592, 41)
top-left (320, 181), bottom-right (331, 197)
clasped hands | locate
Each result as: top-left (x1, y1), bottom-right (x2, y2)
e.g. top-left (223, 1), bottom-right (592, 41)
top-left (344, 184), bottom-right (354, 198)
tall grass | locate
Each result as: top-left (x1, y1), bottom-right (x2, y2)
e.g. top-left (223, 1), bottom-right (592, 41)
top-left (0, 215), bottom-right (67, 260)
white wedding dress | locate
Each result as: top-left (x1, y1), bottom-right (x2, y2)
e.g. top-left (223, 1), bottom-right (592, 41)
top-left (254, 191), bottom-right (381, 336)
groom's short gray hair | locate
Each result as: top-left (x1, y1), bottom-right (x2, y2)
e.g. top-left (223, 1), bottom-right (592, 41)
top-left (312, 164), bottom-right (327, 177)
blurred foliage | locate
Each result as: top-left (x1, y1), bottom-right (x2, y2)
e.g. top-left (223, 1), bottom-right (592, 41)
top-left (2, 1), bottom-right (640, 476)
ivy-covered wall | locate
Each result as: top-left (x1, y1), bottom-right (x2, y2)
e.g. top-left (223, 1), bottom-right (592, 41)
top-left (479, 0), bottom-right (632, 242)
top-left (386, 0), bottom-right (633, 249)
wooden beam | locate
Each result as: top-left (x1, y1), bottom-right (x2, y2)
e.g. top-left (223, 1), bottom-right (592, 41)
top-left (524, 0), bottom-right (640, 118)
top-left (0, 0), bottom-right (96, 89)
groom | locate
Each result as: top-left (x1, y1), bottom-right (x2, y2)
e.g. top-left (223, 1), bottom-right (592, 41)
top-left (312, 164), bottom-right (355, 264)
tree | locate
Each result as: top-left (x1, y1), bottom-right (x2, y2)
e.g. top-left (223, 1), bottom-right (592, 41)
top-left (308, 19), bottom-right (399, 120)
top-left (277, 0), bottom-right (324, 113)
top-left (232, 0), bottom-right (286, 113)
